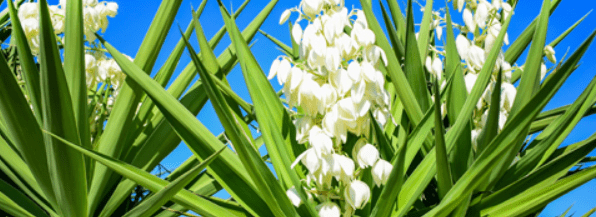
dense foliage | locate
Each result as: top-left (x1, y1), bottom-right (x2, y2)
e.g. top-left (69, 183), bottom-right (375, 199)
top-left (0, 0), bottom-right (595, 216)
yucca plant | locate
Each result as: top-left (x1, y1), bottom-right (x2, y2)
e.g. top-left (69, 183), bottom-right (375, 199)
top-left (0, 0), bottom-right (595, 216)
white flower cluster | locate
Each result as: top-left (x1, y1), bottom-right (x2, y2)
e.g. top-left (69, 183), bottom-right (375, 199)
top-left (84, 51), bottom-right (128, 96)
top-left (17, 0), bottom-right (126, 139)
top-left (17, 0), bottom-right (118, 55)
top-left (455, 0), bottom-right (516, 145)
top-left (271, 0), bottom-right (393, 216)
top-left (445, 0), bottom-right (556, 147)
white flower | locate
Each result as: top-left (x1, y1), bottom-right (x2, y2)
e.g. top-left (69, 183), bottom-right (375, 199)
top-left (84, 0), bottom-right (98, 7)
top-left (286, 187), bottom-right (302, 207)
top-left (372, 159), bottom-right (392, 187)
top-left (319, 84), bottom-right (338, 113)
top-left (347, 61), bottom-right (362, 81)
top-left (330, 68), bottom-right (353, 96)
top-left (302, 0), bottom-right (324, 18)
top-left (456, 35), bottom-right (471, 57)
top-left (502, 3), bottom-right (513, 20)
top-left (540, 62), bottom-right (547, 80)
top-left (345, 180), bottom-right (371, 209)
top-left (353, 141), bottom-right (379, 168)
top-left (426, 56), bottom-right (443, 81)
top-left (467, 45), bottom-right (486, 70)
top-left (475, 3), bottom-right (489, 29)
top-left (492, 0), bottom-right (503, 10)
top-left (544, 45), bottom-right (556, 63)
top-left (463, 8), bottom-right (476, 31)
top-left (298, 75), bottom-right (322, 116)
top-left (295, 116), bottom-right (314, 143)
top-left (471, 128), bottom-right (481, 148)
top-left (309, 126), bottom-right (334, 157)
top-left (464, 73), bottom-right (478, 94)
top-left (500, 83), bottom-right (516, 112)
top-left (330, 154), bottom-right (355, 182)
top-left (280, 9), bottom-right (291, 25)
top-left (338, 98), bottom-right (359, 122)
top-left (498, 111), bottom-right (508, 131)
top-left (292, 23), bottom-right (303, 45)
top-left (292, 148), bottom-right (321, 172)
top-left (317, 202), bottom-right (340, 217)
top-left (325, 46), bottom-right (341, 71)
top-left (268, 58), bottom-right (281, 80)
top-left (351, 24), bottom-right (375, 47)
top-left (453, 0), bottom-right (465, 12)
top-left (18, 3), bottom-right (38, 20)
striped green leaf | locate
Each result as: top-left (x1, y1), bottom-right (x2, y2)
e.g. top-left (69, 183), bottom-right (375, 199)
top-left (99, 36), bottom-right (274, 217)
top-left (122, 146), bottom-right (226, 217)
top-left (38, 1), bottom-right (87, 216)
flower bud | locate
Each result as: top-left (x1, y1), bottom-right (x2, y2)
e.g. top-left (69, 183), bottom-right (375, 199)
top-left (544, 45), bottom-right (556, 63)
top-left (372, 159), bottom-right (393, 187)
top-left (345, 180), bottom-right (371, 209)
top-left (268, 58), bottom-right (281, 80)
top-left (292, 23), bottom-right (303, 45)
top-left (353, 142), bottom-right (379, 168)
top-left (317, 202), bottom-right (340, 217)
top-left (280, 9), bottom-right (291, 25)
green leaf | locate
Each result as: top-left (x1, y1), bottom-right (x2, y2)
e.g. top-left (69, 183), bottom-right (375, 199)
top-left (359, 0), bottom-right (425, 125)
top-left (38, 1), bottom-right (87, 216)
top-left (0, 179), bottom-right (47, 217)
top-left (549, 11), bottom-right (591, 48)
top-left (477, 70), bottom-right (503, 154)
top-left (123, 146), bottom-right (226, 217)
top-left (5, 0), bottom-right (42, 122)
top-left (185, 16), bottom-right (296, 216)
top-left (481, 165), bottom-right (596, 216)
top-left (473, 125), bottom-right (596, 213)
top-left (379, 1), bottom-right (405, 63)
top-left (404, 0), bottom-right (431, 111)
top-left (0, 190), bottom-right (35, 217)
top-left (63, 0), bottom-right (92, 185)
top-left (370, 129), bottom-right (406, 217)
top-left (0, 45), bottom-right (56, 209)
top-left (423, 30), bottom-right (595, 217)
top-left (504, 0), bottom-right (561, 65)
top-left (488, 0), bottom-right (551, 189)
top-left (133, 0), bottom-right (250, 132)
top-left (0, 136), bottom-right (54, 214)
top-left (259, 29), bottom-right (294, 58)
top-left (87, 0), bottom-right (184, 213)
top-left (397, 10), bottom-right (514, 217)
top-left (386, 0), bottom-right (407, 41)
top-left (443, 4), bottom-right (472, 181)
top-left (217, 1), bottom-right (319, 216)
top-left (417, 0), bottom-right (434, 60)
top-left (497, 71), bottom-right (596, 188)
top-left (126, 0), bottom-right (274, 160)
top-left (581, 206), bottom-right (596, 217)
top-left (45, 131), bottom-right (240, 217)
top-left (99, 36), bottom-right (274, 217)
top-left (433, 78), bottom-right (452, 199)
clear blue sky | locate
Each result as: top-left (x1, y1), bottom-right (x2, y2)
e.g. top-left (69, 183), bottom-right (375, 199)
top-left (38, 0), bottom-right (596, 215)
